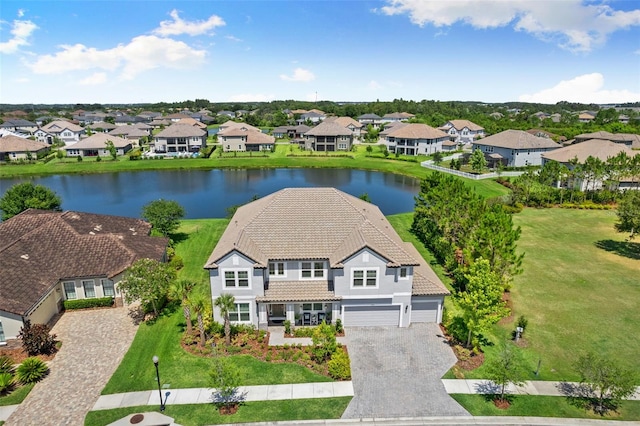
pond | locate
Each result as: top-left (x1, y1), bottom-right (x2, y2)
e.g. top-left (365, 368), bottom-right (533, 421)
top-left (0, 168), bottom-right (421, 219)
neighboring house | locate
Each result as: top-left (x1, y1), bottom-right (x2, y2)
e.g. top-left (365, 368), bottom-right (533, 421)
top-left (574, 131), bottom-right (640, 149)
top-left (550, 113), bottom-right (561, 123)
top-left (64, 134), bottom-right (132, 157)
top-left (541, 139), bottom-right (640, 191)
top-left (108, 127), bottom-right (150, 146)
top-left (526, 129), bottom-right (567, 143)
top-left (381, 112), bottom-right (415, 123)
top-left (176, 117), bottom-right (207, 129)
top-left (297, 111), bottom-right (326, 124)
top-left (218, 120), bottom-right (261, 134)
top-left (357, 113), bottom-right (383, 128)
top-left (384, 123), bottom-right (449, 156)
top-left (165, 113), bottom-right (191, 123)
top-left (489, 112), bottom-right (504, 119)
top-left (271, 126), bottom-right (290, 138)
top-left (33, 129), bottom-right (55, 145)
top-left (149, 118), bottom-right (172, 128)
top-left (0, 119), bottom-right (38, 134)
top-left (205, 188), bottom-right (449, 329)
top-left (86, 121), bottom-right (117, 133)
top-left (0, 135), bottom-right (49, 161)
top-left (324, 116), bottom-right (365, 140)
top-left (439, 120), bottom-right (485, 146)
top-left (472, 129), bottom-right (561, 167)
top-left (303, 121), bottom-right (353, 151)
top-left (40, 120), bottom-right (85, 145)
top-left (217, 111), bottom-right (236, 119)
top-left (154, 124), bottom-right (207, 153)
top-left (114, 115), bottom-right (145, 126)
top-left (578, 112), bottom-right (596, 123)
top-left (531, 111), bottom-right (550, 120)
top-left (219, 128), bottom-right (275, 152)
top-left (0, 209), bottom-right (167, 344)
top-left (137, 111), bottom-right (162, 121)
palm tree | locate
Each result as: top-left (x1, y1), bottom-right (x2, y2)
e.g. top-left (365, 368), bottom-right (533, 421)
top-left (190, 293), bottom-right (208, 347)
top-left (169, 280), bottom-right (195, 335)
top-left (214, 294), bottom-right (236, 346)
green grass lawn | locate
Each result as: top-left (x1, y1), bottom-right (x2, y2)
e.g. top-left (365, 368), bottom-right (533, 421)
top-left (85, 398), bottom-right (352, 426)
top-left (0, 383), bottom-right (35, 406)
top-left (454, 208), bottom-right (640, 381)
top-left (451, 395), bottom-right (640, 421)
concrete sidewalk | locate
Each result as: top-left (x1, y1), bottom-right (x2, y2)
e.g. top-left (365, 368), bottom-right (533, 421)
top-left (442, 380), bottom-right (640, 400)
top-left (92, 381), bottom-right (354, 411)
top-left (0, 405), bottom-right (18, 422)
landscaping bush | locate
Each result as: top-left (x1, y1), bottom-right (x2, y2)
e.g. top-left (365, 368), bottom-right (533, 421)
top-left (129, 150), bottom-right (142, 161)
top-left (284, 320), bottom-right (292, 335)
top-left (18, 320), bottom-right (57, 356)
top-left (0, 356), bottom-right (15, 374)
top-left (328, 347), bottom-right (351, 380)
top-left (63, 297), bottom-right (114, 310)
top-left (335, 318), bottom-right (343, 334)
top-left (16, 357), bottom-right (48, 384)
top-left (169, 254), bottom-right (184, 270)
top-left (0, 373), bottom-right (16, 395)
top-left (311, 322), bottom-right (337, 362)
top-left (516, 315), bottom-right (528, 334)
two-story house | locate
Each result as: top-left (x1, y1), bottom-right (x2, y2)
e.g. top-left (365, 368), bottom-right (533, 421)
top-left (324, 116), bottom-right (365, 141)
top-left (219, 128), bottom-right (275, 152)
top-left (205, 188), bottom-right (449, 329)
top-left (472, 129), bottom-right (561, 167)
top-left (40, 120), bottom-right (85, 145)
top-left (153, 124), bottom-right (207, 153)
top-left (384, 123), bottom-right (449, 155)
top-left (438, 120), bottom-right (485, 146)
top-left (303, 122), bottom-right (353, 151)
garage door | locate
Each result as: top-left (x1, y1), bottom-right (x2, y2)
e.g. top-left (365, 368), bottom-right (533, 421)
top-left (343, 305), bottom-right (400, 327)
top-left (411, 302), bottom-right (438, 323)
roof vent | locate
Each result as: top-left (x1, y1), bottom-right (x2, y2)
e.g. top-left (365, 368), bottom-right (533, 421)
top-left (94, 224), bottom-right (102, 231)
top-left (89, 231), bottom-right (95, 235)
top-left (129, 227), bottom-right (136, 232)
top-left (20, 254), bottom-right (29, 260)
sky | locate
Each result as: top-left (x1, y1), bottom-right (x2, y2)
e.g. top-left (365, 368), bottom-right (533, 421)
top-left (1, 0), bottom-right (639, 105)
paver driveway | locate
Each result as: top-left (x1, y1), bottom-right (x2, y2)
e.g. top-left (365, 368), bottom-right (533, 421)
top-left (341, 323), bottom-right (469, 419)
top-left (6, 307), bottom-right (138, 426)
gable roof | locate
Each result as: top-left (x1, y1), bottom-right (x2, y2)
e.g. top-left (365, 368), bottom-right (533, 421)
top-left (358, 113), bottom-right (382, 120)
top-left (0, 210), bottom-right (168, 316)
top-left (474, 129), bottom-right (560, 150)
top-left (66, 134), bottom-right (131, 150)
top-left (441, 119), bottom-right (484, 132)
top-left (541, 139), bottom-right (639, 163)
top-left (304, 121), bottom-right (354, 137)
top-left (176, 117), bottom-right (207, 129)
top-left (221, 128), bottom-right (275, 144)
top-left (0, 135), bottom-right (49, 153)
top-left (574, 131), bottom-right (640, 148)
top-left (155, 124), bottom-right (206, 138)
top-left (324, 116), bottom-right (363, 129)
top-left (41, 120), bottom-right (84, 133)
top-left (386, 123), bottom-right (448, 140)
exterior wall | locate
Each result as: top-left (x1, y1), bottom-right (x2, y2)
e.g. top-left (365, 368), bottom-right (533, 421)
top-left (154, 135), bottom-right (205, 153)
top-left (220, 136), bottom-right (247, 152)
top-left (27, 287), bottom-right (61, 326)
top-left (475, 144), bottom-right (555, 167)
top-left (0, 311), bottom-right (24, 342)
top-left (388, 137), bottom-right (446, 156)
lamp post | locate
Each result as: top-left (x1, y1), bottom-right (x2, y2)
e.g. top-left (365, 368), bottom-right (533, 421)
top-left (152, 355), bottom-right (165, 412)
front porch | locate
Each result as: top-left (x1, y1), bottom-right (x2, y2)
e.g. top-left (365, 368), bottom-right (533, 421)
top-left (260, 301), bottom-right (341, 328)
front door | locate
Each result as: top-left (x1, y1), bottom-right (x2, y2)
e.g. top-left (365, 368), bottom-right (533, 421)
top-left (269, 304), bottom-right (286, 324)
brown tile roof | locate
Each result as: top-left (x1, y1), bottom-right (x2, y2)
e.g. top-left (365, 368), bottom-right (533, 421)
top-left (41, 120), bottom-right (84, 133)
top-left (221, 129), bottom-right (275, 144)
top-left (218, 121), bottom-right (261, 134)
top-left (304, 122), bottom-right (353, 137)
top-left (0, 210), bottom-right (168, 316)
top-left (204, 188), bottom-right (448, 296)
top-left (386, 123), bottom-right (448, 140)
top-left (324, 116), bottom-right (363, 129)
top-left (155, 124), bottom-right (206, 138)
top-left (256, 281), bottom-right (341, 302)
top-left (441, 120), bottom-right (484, 132)
top-left (475, 130), bottom-right (560, 150)
top-left (69, 134), bottom-right (131, 149)
top-left (575, 131), bottom-right (640, 148)
top-left (176, 117), bottom-right (207, 129)
top-left (403, 243), bottom-right (450, 296)
top-left (0, 135), bottom-right (49, 153)
top-left (541, 139), bottom-right (639, 163)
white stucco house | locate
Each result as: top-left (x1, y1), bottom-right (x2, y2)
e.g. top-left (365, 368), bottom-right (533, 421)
top-left (439, 120), bottom-right (485, 146)
top-left (40, 120), bottom-right (85, 145)
top-left (154, 123), bottom-right (207, 153)
top-left (472, 129), bottom-right (561, 167)
top-left (205, 188), bottom-right (449, 329)
top-left (64, 134), bottom-right (133, 157)
top-left (383, 123), bottom-right (449, 155)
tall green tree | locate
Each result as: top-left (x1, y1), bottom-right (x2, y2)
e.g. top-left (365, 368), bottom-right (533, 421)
top-left (0, 182), bottom-right (62, 221)
top-left (615, 190), bottom-right (640, 240)
top-left (141, 199), bottom-right (185, 237)
top-left (470, 149), bottom-right (487, 173)
top-left (119, 258), bottom-right (176, 316)
top-left (169, 280), bottom-right (196, 335)
top-left (456, 259), bottom-right (510, 348)
top-left (486, 343), bottom-right (528, 402)
top-left (105, 140), bottom-right (117, 160)
top-left (214, 294), bottom-right (236, 346)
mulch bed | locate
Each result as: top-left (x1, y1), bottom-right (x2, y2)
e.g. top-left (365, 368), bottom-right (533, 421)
top-left (0, 344), bottom-right (58, 364)
top-left (439, 324), bottom-right (485, 374)
top-left (493, 398), bottom-right (510, 409)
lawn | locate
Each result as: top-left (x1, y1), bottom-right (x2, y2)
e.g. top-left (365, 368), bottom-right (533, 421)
top-left (85, 398), bottom-right (352, 426)
top-left (452, 208), bottom-right (640, 381)
top-left (451, 395), bottom-right (640, 421)
top-left (0, 383), bottom-right (35, 407)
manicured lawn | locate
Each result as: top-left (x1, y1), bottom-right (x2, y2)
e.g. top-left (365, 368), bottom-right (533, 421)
top-left (85, 398), bottom-right (352, 426)
top-left (454, 208), bottom-right (640, 381)
top-left (451, 394), bottom-right (640, 420)
top-left (0, 383), bottom-right (34, 406)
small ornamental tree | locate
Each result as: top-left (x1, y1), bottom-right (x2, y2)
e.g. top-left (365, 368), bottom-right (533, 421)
top-left (214, 294), bottom-right (236, 346)
top-left (0, 182), bottom-right (62, 221)
top-left (470, 148), bottom-right (487, 173)
top-left (141, 199), bottom-right (185, 238)
top-left (210, 352), bottom-right (245, 414)
top-left (311, 321), bottom-right (338, 362)
top-left (191, 293), bottom-right (209, 347)
top-left (432, 151), bottom-right (444, 165)
top-left (118, 258), bottom-right (176, 316)
top-left (615, 190), bottom-right (640, 240)
top-left (170, 280), bottom-right (196, 335)
top-left (18, 320), bottom-right (57, 356)
top-left (105, 140), bottom-right (117, 160)
top-left (486, 343), bottom-right (527, 403)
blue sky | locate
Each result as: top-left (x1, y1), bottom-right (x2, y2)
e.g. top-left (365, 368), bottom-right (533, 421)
top-left (1, 0), bottom-right (639, 105)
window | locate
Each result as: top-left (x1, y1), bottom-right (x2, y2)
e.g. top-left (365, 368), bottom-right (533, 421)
top-left (101, 279), bottom-right (115, 297)
top-left (300, 262), bottom-right (324, 279)
top-left (352, 268), bottom-right (378, 287)
top-left (229, 303), bottom-right (250, 322)
top-left (0, 321), bottom-right (5, 343)
top-left (302, 303), bottom-right (323, 311)
top-left (338, 143), bottom-right (347, 150)
top-left (399, 267), bottom-right (408, 279)
top-left (83, 280), bottom-right (96, 298)
top-left (224, 270), bottom-right (250, 288)
top-left (64, 281), bottom-right (76, 300)
top-left (268, 262), bottom-right (285, 277)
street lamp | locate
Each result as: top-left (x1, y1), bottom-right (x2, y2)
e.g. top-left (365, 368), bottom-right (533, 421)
top-left (152, 355), bottom-right (165, 411)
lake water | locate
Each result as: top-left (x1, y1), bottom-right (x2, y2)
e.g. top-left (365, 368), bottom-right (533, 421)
top-left (0, 168), bottom-right (421, 219)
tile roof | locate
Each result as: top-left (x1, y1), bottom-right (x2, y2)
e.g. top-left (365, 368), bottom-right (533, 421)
top-left (441, 120), bottom-right (484, 132)
top-left (575, 131), bottom-right (640, 149)
top-left (0, 135), bottom-right (49, 153)
top-left (541, 139), bottom-right (639, 163)
top-left (358, 113), bottom-right (382, 120)
top-left (256, 281), bottom-right (341, 302)
top-left (176, 117), bottom-right (207, 129)
top-left (304, 122), bottom-right (354, 137)
top-left (66, 133), bottom-right (131, 149)
top-left (324, 116), bottom-right (363, 129)
top-left (42, 120), bottom-right (84, 133)
top-left (403, 243), bottom-right (450, 296)
top-left (155, 123), bottom-right (206, 138)
top-left (221, 128), bottom-right (275, 144)
top-left (0, 210), bottom-right (168, 316)
top-left (386, 123), bottom-right (448, 140)
top-left (474, 130), bottom-right (561, 150)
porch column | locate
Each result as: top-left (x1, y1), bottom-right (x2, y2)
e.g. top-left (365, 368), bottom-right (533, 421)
top-left (258, 303), bottom-right (268, 324)
top-left (286, 304), bottom-right (295, 323)
top-left (331, 302), bottom-right (340, 323)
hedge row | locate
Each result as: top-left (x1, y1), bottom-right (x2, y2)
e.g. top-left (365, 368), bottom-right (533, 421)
top-left (63, 297), bottom-right (114, 310)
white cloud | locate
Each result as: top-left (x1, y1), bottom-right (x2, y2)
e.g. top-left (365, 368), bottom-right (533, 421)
top-left (518, 73), bottom-right (640, 104)
top-left (17, 9), bottom-right (25, 18)
top-left (0, 19), bottom-right (38, 54)
top-left (225, 35), bottom-right (242, 42)
top-left (79, 72), bottom-right (107, 86)
top-left (153, 9), bottom-right (225, 36)
top-left (280, 67), bottom-right (315, 82)
top-left (380, 0), bottom-right (640, 52)
top-left (228, 93), bottom-right (276, 102)
top-left (28, 35), bottom-right (206, 80)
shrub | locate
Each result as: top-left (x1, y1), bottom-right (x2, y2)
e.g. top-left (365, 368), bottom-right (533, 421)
top-left (311, 322), bottom-right (337, 362)
top-left (284, 320), bottom-right (292, 335)
top-left (335, 318), bottom-right (343, 334)
top-left (516, 315), bottom-right (528, 333)
top-left (129, 150), bottom-right (142, 161)
top-left (0, 373), bottom-right (16, 395)
top-left (328, 347), bottom-right (351, 380)
top-left (63, 297), bottom-right (114, 310)
top-left (16, 357), bottom-right (48, 384)
top-left (169, 254), bottom-right (184, 270)
top-left (18, 320), bottom-right (57, 356)
top-left (0, 356), bottom-right (15, 374)
top-left (76, 155), bottom-right (83, 162)
top-left (96, 155), bottom-right (102, 162)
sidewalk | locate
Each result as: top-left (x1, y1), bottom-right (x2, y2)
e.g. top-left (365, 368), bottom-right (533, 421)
top-left (268, 326), bottom-right (349, 346)
top-left (442, 380), bottom-right (640, 400)
top-left (92, 381), bottom-right (354, 411)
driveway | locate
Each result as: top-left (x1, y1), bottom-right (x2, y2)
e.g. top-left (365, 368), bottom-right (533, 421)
top-left (341, 323), bottom-right (469, 419)
top-left (6, 307), bottom-right (138, 426)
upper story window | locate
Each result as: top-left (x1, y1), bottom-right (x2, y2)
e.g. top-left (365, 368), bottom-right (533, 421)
top-left (399, 267), bottom-right (408, 279)
top-left (352, 268), bottom-right (378, 288)
top-left (224, 269), bottom-right (250, 288)
top-left (300, 261), bottom-right (324, 279)
top-left (268, 262), bottom-right (285, 277)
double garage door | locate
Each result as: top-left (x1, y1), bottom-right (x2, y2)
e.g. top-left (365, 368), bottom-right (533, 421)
top-left (343, 305), bottom-right (400, 327)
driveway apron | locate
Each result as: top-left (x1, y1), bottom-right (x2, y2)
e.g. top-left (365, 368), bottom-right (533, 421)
top-left (6, 307), bottom-right (138, 426)
top-left (341, 323), bottom-right (469, 419)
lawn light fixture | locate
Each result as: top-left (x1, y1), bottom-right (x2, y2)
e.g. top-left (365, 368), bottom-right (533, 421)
top-left (152, 355), bottom-right (165, 411)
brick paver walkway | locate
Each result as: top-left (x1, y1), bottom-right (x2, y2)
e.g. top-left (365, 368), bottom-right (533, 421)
top-left (6, 307), bottom-right (138, 426)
